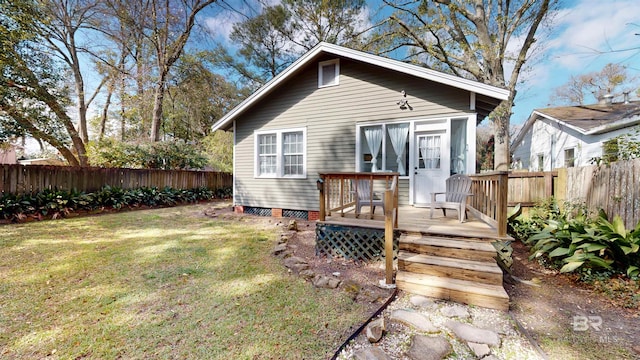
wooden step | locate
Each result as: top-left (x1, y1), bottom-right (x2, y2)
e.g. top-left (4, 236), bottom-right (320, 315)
top-left (396, 271), bottom-right (509, 311)
top-left (397, 251), bottom-right (503, 285)
top-left (399, 234), bottom-right (497, 262)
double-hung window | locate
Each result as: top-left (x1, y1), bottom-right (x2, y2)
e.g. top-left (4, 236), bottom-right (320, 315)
top-left (255, 128), bottom-right (306, 178)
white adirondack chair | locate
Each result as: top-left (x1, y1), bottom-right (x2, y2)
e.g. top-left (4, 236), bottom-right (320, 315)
top-left (353, 177), bottom-right (397, 216)
top-left (430, 174), bottom-right (473, 222)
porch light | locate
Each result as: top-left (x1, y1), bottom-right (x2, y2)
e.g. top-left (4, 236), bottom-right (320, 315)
top-left (397, 90), bottom-right (411, 110)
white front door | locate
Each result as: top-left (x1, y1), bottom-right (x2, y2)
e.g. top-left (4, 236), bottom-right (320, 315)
top-left (413, 131), bottom-right (450, 205)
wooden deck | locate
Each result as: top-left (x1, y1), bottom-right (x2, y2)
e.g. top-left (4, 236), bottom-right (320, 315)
top-left (321, 205), bottom-right (507, 240)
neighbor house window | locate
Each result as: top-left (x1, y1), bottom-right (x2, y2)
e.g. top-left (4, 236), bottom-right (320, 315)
top-left (536, 153), bottom-right (544, 171)
top-left (255, 128), bottom-right (306, 178)
top-left (564, 148), bottom-right (576, 168)
top-left (357, 123), bottom-right (410, 176)
top-left (318, 59), bottom-right (339, 88)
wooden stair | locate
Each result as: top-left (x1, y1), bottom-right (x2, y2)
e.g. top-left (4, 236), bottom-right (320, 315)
top-left (396, 232), bottom-right (509, 311)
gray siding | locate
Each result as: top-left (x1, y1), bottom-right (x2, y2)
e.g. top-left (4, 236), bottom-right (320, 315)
top-left (234, 56), bottom-right (471, 211)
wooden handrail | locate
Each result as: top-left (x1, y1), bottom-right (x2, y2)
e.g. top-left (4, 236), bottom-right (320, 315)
top-left (318, 172), bottom-right (399, 221)
top-left (468, 171), bottom-right (509, 237)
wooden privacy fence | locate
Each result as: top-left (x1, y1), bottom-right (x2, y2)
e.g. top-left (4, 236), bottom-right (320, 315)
top-left (0, 164), bottom-right (233, 194)
top-left (507, 158), bottom-right (640, 229)
top-left (563, 159), bottom-right (640, 229)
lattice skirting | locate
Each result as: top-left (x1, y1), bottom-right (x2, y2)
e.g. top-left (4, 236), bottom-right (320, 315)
top-left (315, 223), bottom-right (399, 261)
top-left (243, 207), bottom-right (272, 216)
top-left (283, 209), bottom-right (308, 220)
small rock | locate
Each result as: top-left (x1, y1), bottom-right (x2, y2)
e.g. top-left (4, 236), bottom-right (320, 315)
top-left (299, 269), bottom-right (315, 279)
top-left (440, 305), bottom-right (470, 319)
top-left (390, 309), bottom-right (438, 333)
top-left (445, 320), bottom-right (500, 346)
top-left (407, 335), bottom-right (451, 360)
top-left (353, 347), bottom-right (392, 360)
top-left (283, 256), bottom-right (307, 269)
top-left (278, 235), bottom-right (290, 244)
top-left (313, 275), bottom-right (341, 289)
top-left (287, 220), bottom-right (298, 231)
top-left (366, 317), bottom-right (385, 343)
top-left (467, 342), bottom-right (491, 358)
top-left (332, 272), bottom-right (341, 277)
top-left (272, 243), bottom-right (288, 256)
top-left (290, 263), bottom-right (309, 273)
top-left (410, 295), bottom-right (436, 309)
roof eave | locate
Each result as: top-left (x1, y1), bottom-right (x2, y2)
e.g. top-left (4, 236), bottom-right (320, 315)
top-left (211, 42), bottom-right (510, 132)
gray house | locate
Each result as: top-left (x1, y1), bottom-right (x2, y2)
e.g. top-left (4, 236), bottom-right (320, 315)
top-left (212, 42), bottom-right (509, 219)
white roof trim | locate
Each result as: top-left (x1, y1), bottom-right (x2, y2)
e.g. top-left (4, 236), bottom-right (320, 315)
top-left (212, 42), bottom-right (510, 132)
top-left (511, 109), bottom-right (640, 148)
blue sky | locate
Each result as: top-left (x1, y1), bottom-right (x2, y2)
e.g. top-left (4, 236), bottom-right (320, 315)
top-left (509, 0), bottom-right (640, 124)
top-left (205, 0), bottom-right (640, 126)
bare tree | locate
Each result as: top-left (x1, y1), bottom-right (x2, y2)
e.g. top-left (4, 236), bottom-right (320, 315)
top-left (551, 63), bottom-right (636, 105)
top-left (378, 0), bottom-right (558, 170)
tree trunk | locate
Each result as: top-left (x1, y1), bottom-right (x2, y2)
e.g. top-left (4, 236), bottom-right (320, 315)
top-left (99, 89), bottom-right (113, 140)
top-left (492, 99), bottom-right (514, 171)
top-left (149, 71), bottom-right (167, 142)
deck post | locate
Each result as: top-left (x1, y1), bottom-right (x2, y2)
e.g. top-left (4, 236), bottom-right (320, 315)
top-left (497, 172), bottom-right (508, 237)
top-left (384, 189), bottom-right (394, 285)
top-left (318, 178), bottom-right (326, 221)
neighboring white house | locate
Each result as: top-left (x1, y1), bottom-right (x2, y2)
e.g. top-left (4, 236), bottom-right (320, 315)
top-left (511, 100), bottom-right (640, 171)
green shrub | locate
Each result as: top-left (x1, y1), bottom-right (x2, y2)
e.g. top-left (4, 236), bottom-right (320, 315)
top-left (0, 185), bottom-right (230, 222)
top-left (518, 200), bottom-right (640, 278)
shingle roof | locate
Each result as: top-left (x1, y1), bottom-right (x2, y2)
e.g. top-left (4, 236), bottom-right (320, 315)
top-left (535, 101), bottom-right (640, 132)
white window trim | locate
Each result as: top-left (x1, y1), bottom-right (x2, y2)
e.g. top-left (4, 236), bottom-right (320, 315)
top-left (536, 153), bottom-right (545, 171)
top-left (355, 122), bottom-right (411, 178)
top-left (563, 147), bottom-right (576, 168)
top-left (318, 59), bottom-right (340, 88)
top-left (254, 127), bottom-right (307, 179)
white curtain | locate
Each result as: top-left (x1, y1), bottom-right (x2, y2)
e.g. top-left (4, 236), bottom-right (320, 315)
top-left (364, 126), bottom-right (383, 172)
top-left (388, 124), bottom-right (409, 175)
top-left (451, 122), bottom-right (466, 174)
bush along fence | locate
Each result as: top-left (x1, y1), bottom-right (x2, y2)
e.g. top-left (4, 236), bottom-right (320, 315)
top-left (0, 165), bottom-right (233, 222)
top-left (0, 185), bottom-right (232, 222)
top-left (0, 164), bottom-right (232, 194)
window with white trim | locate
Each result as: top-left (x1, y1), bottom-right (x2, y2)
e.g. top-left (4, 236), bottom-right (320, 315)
top-left (357, 123), bottom-right (410, 176)
top-left (536, 153), bottom-right (545, 171)
top-left (564, 148), bottom-right (575, 168)
top-left (318, 59), bottom-right (339, 88)
top-left (255, 128), bottom-right (306, 178)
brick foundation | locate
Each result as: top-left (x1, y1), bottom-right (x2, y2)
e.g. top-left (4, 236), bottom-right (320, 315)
top-left (307, 211), bottom-right (320, 221)
top-left (234, 205), bottom-right (244, 214)
top-left (272, 208), bottom-right (283, 218)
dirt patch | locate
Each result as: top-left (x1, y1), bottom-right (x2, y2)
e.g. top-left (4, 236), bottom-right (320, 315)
top-left (505, 240), bottom-right (640, 359)
top-left (203, 204), bottom-right (395, 316)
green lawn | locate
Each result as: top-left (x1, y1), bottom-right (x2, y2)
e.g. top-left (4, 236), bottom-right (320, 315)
top-left (0, 203), bottom-right (366, 359)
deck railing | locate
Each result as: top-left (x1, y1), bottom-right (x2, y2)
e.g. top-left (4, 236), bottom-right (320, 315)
top-left (468, 171), bottom-right (509, 237)
top-left (317, 172), bottom-right (398, 224)
top-left (317, 172), bottom-right (399, 286)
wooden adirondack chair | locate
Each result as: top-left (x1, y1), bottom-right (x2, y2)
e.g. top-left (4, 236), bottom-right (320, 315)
top-left (430, 174), bottom-right (473, 222)
top-left (353, 176), bottom-right (397, 216)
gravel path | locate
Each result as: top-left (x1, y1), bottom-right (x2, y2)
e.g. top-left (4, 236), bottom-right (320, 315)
top-left (336, 291), bottom-right (544, 360)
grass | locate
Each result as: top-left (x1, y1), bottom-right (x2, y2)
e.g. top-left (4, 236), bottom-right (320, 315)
top-left (0, 203), bottom-right (368, 359)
